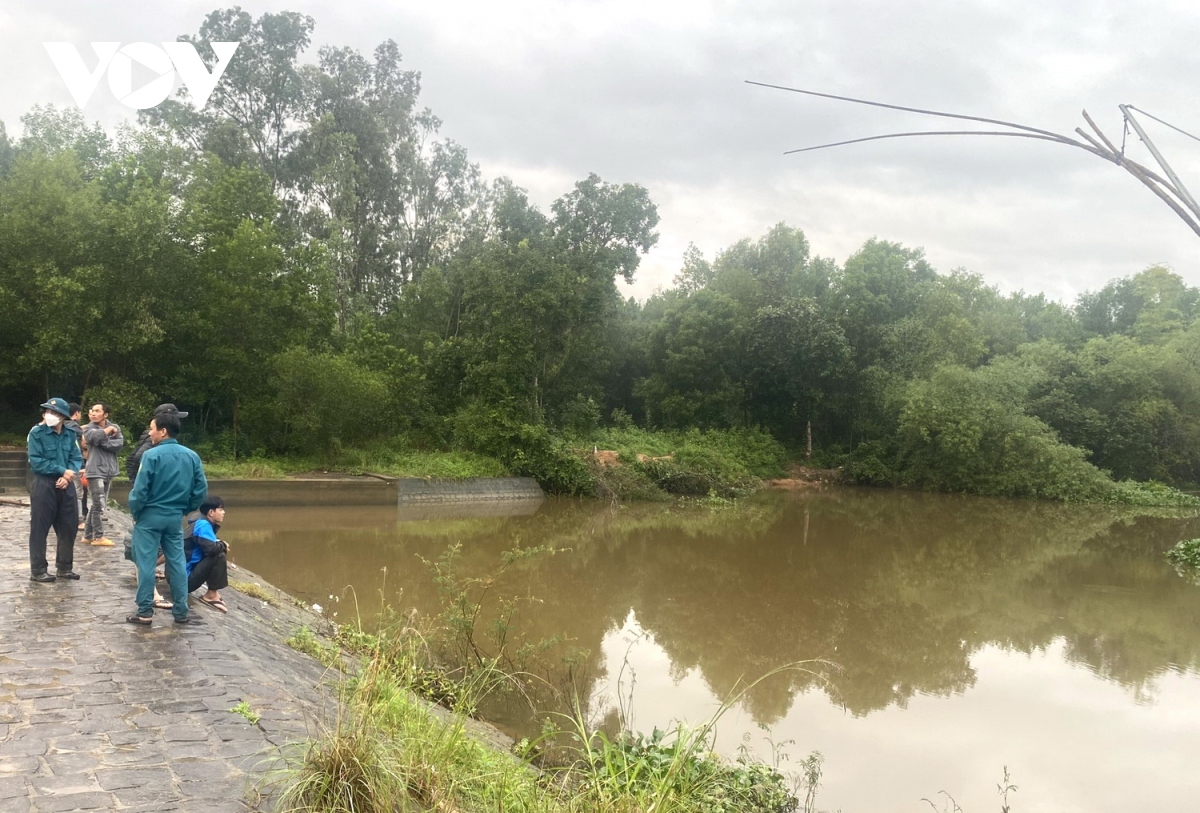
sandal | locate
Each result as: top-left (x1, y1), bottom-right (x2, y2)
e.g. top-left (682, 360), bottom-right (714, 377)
top-left (153, 599), bottom-right (174, 610)
top-left (199, 596), bottom-right (228, 613)
top-left (126, 614), bottom-right (152, 626)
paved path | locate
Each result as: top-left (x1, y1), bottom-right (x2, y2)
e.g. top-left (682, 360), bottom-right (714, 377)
top-left (0, 503), bottom-right (336, 812)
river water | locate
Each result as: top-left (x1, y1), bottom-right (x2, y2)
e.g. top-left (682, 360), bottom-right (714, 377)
top-left (220, 486), bottom-right (1200, 812)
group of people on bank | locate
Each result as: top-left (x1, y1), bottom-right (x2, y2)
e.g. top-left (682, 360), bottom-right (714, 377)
top-left (26, 398), bottom-right (230, 625)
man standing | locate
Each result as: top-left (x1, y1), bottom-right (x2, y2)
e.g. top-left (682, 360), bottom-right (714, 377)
top-left (126, 411), bottom-right (207, 626)
top-left (125, 403), bottom-right (188, 483)
top-left (65, 403), bottom-right (85, 529)
top-left (81, 403), bottom-right (124, 547)
top-left (26, 398), bottom-right (83, 583)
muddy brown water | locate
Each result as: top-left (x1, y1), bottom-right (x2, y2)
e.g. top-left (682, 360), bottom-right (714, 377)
top-left (192, 485), bottom-right (1200, 812)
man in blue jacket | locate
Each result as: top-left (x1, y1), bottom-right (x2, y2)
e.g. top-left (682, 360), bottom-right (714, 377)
top-left (26, 398), bottom-right (84, 583)
top-left (126, 411), bottom-right (208, 626)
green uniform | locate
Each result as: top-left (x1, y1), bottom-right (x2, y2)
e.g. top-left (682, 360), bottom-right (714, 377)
top-left (128, 439), bottom-right (208, 620)
top-left (26, 423), bottom-right (84, 577)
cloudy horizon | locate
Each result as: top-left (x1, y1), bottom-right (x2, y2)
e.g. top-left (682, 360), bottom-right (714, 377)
top-left (3, 0), bottom-right (1197, 304)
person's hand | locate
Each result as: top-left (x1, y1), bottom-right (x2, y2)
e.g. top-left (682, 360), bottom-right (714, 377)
top-left (104, 425), bottom-right (118, 436)
top-left (63, 470), bottom-right (75, 482)
top-left (54, 477), bottom-right (67, 489)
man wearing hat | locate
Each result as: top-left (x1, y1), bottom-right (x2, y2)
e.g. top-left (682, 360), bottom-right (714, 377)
top-left (26, 398), bottom-right (84, 582)
top-left (125, 403), bottom-right (189, 483)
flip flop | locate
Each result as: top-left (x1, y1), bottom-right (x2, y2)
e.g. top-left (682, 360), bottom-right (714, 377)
top-left (126, 614), bottom-right (152, 626)
top-left (199, 596), bottom-right (228, 613)
top-left (153, 600), bottom-right (174, 610)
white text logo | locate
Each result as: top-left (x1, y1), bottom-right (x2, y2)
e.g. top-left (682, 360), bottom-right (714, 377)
top-left (43, 42), bottom-right (239, 110)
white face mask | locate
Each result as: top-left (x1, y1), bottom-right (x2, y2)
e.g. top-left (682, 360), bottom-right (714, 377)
top-left (44, 413), bottom-right (62, 427)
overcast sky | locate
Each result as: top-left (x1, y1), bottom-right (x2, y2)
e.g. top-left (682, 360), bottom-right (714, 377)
top-left (2, 0), bottom-right (1197, 303)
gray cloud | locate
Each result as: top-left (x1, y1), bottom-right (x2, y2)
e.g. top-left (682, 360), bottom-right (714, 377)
top-left (3, 0), bottom-right (1197, 301)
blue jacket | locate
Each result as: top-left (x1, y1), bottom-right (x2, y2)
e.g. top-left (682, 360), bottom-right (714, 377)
top-left (27, 423), bottom-right (83, 478)
top-left (128, 439), bottom-right (208, 521)
top-left (185, 517), bottom-right (223, 575)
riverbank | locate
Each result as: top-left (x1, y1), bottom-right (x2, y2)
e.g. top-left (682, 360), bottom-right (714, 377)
top-left (0, 502), bottom-right (340, 811)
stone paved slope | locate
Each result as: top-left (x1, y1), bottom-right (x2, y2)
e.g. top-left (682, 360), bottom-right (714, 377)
top-left (0, 504), bottom-right (337, 812)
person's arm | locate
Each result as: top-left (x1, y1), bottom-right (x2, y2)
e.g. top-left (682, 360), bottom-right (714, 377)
top-left (85, 424), bottom-right (120, 450)
top-left (26, 428), bottom-right (63, 477)
top-left (66, 433), bottom-right (82, 475)
top-left (127, 452), bottom-right (152, 520)
top-left (192, 518), bottom-right (224, 556)
top-left (186, 455), bottom-right (209, 514)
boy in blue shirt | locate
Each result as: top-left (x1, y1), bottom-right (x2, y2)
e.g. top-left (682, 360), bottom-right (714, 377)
top-left (185, 496), bottom-right (230, 612)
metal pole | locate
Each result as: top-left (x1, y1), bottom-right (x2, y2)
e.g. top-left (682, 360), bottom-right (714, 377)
top-left (1120, 104), bottom-right (1200, 219)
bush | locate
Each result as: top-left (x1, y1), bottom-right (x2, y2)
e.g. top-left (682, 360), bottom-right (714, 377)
top-left (1167, 538), bottom-right (1200, 569)
top-left (1103, 480), bottom-right (1200, 508)
top-left (264, 348), bottom-right (390, 455)
top-left (452, 402), bottom-right (593, 495)
top-left (844, 440), bottom-right (897, 485)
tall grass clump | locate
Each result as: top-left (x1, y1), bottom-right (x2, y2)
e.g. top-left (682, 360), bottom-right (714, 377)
top-left (272, 556), bottom-right (818, 813)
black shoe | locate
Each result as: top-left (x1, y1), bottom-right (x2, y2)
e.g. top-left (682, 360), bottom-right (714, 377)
top-left (174, 615), bottom-right (203, 625)
top-left (55, 571), bottom-right (81, 580)
top-left (30, 572), bottom-right (56, 583)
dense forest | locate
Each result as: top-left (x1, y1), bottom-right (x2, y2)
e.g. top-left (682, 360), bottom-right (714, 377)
top-left (2, 8), bottom-right (1199, 503)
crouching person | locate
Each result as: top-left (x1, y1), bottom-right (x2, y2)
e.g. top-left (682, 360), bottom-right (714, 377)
top-left (186, 496), bottom-right (230, 613)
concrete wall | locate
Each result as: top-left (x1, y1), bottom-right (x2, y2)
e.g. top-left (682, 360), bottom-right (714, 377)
top-left (108, 476), bottom-right (547, 507)
top-left (396, 476), bottom-right (544, 503)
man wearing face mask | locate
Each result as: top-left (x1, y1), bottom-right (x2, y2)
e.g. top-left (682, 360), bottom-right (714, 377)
top-left (26, 398), bottom-right (84, 583)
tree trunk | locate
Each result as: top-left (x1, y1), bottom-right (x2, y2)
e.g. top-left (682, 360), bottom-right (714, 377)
top-left (806, 420), bottom-right (813, 460)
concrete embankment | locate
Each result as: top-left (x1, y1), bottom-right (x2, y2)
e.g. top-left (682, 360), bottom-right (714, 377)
top-left (0, 503), bottom-right (336, 812)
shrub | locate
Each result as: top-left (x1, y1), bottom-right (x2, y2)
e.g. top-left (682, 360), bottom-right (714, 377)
top-left (264, 348), bottom-right (390, 455)
top-left (452, 402), bottom-right (593, 495)
top-left (1167, 538), bottom-right (1200, 569)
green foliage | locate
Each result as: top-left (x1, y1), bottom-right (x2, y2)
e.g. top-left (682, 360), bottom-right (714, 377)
top-left (1167, 538), bottom-right (1200, 570)
top-left (228, 700), bottom-right (260, 725)
top-left (452, 402), bottom-right (593, 495)
top-left (4, 7), bottom-right (1200, 508)
top-left (1102, 480), bottom-right (1200, 508)
top-left (285, 626), bottom-right (341, 668)
top-left (588, 427), bottom-right (784, 498)
top-left (579, 726), bottom-right (799, 813)
top-left (896, 362), bottom-right (1114, 501)
top-left (265, 348), bottom-right (390, 454)
top-left (80, 377), bottom-right (158, 431)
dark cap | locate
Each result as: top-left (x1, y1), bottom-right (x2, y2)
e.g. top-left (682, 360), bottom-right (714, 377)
top-left (154, 403), bottom-right (189, 418)
top-left (40, 398), bottom-right (72, 419)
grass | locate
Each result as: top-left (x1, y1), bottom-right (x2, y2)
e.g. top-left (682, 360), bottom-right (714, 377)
top-left (193, 445), bottom-right (510, 481)
top-left (271, 563), bottom-right (819, 813)
top-left (230, 579), bottom-right (277, 606)
top-left (286, 625), bottom-right (342, 669)
top-left (274, 624), bottom-right (816, 813)
top-left (230, 700), bottom-right (261, 725)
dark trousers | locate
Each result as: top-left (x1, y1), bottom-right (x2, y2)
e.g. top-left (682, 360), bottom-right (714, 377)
top-left (29, 475), bottom-right (78, 575)
top-left (188, 552), bottom-right (228, 593)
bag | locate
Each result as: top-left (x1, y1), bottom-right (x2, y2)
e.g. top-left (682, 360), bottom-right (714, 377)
top-left (123, 541), bottom-right (133, 562)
